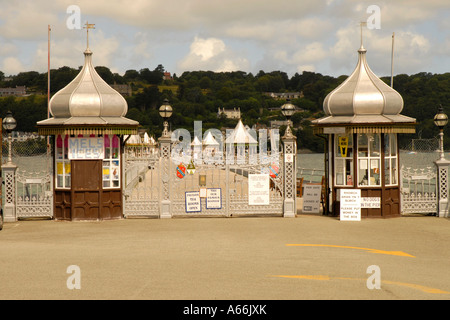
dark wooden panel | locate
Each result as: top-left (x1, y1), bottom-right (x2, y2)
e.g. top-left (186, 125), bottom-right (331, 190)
top-left (71, 160), bottom-right (101, 190)
top-left (382, 187), bottom-right (400, 217)
top-left (101, 190), bottom-right (122, 220)
top-left (72, 190), bottom-right (100, 220)
top-left (71, 160), bottom-right (102, 220)
top-left (54, 190), bottom-right (71, 220)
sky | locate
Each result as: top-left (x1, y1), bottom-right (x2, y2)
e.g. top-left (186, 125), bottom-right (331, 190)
top-left (0, 0), bottom-right (449, 79)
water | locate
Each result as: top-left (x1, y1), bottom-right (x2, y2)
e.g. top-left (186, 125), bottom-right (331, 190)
top-left (297, 151), bottom-right (443, 182)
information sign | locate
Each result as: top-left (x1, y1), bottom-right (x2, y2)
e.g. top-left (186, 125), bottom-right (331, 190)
top-left (185, 191), bottom-right (201, 213)
top-left (302, 184), bottom-right (321, 213)
top-left (206, 188), bottom-right (222, 209)
top-left (340, 189), bottom-right (361, 221)
top-left (248, 174), bottom-right (269, 205)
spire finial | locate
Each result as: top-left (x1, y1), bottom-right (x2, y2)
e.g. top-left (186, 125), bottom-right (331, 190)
top-left (83, 21), bottom-right (95, 50)
top-left (359, 21), bottom-right (367, 49)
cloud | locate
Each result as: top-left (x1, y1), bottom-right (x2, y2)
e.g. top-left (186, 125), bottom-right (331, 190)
top-left (0, 0), bottom-right (447, 77)
top-left (1, 57), bottom-right (27, 75)
top-left (178, 36), bottom-right (249, 72)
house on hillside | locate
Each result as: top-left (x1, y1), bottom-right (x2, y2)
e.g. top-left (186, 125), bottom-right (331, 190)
top-left (217, 107), bottom-right (241, 119)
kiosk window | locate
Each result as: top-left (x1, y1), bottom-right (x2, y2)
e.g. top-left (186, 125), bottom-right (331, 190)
top-left (384, 133), bottom-right (398, 186)
top-left (103, 135), bottom-right (120, 188)
top-left (334, 134), bottom-right (353, 186)
top-left (357, 133), bottom-right (381, 186)
top-left (55, 134), bottom-right (71, 189)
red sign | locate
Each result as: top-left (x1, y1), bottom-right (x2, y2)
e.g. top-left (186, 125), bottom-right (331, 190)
top-left (176, 163), bottom-right (186, 179)
top-left (269, 165), bottom-right (279, 178)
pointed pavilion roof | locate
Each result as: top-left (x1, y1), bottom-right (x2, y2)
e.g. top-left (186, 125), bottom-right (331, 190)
top-left (203, 131), bottom-right (219, 146)
top-left (225, 120), bottom-right (258, 144)
top-left (191, 136), bottom-right (202, 146)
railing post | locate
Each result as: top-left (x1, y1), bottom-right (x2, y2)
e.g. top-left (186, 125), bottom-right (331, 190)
top-left (282, 128), bottom-right (297, 217)
top-left (159, 134), bottom-right (172, 218)
top-left (2, 163), bottom-right (18, 222)
top-left (435, 158), bottom-right (450, 217)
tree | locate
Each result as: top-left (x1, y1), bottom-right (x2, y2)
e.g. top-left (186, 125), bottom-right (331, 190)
top-left (95, 66), bottom-right (114, 84)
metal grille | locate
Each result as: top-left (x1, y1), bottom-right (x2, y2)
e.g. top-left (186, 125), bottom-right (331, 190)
top-left (400, 165), bottom-right (437, 215)
top-left (123, 145), bottom-right (160, 217)
top-left (2, 134), bottom-right (53, 219)
top-left (170, 153), bottom-right (284, 217)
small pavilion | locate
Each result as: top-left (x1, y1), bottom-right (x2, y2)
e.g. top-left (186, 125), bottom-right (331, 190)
top-left (37, 27), bottom-right (139, 221)
top-left (312, 40), bottom-right (416, 218)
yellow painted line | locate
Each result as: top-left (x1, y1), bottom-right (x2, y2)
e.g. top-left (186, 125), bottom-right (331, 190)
top-left (273, 275), bottom-right (450, 295)
top-left (286, 244), bottom-right (415, 258)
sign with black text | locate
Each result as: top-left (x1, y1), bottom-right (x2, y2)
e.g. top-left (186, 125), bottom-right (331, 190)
top-left (340, 189), bottom-right (361, 221)
top-left (248, 174), bottom-right (269, 205)
top-left (206, 188), bottom-right (222, 209)
top-left (185, 191), bottom-right (201, 213)
top-left (302, 184), bottom-right (322, 213)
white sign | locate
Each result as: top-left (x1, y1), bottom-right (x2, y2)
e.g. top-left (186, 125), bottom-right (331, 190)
top-left (69, 137), bottom-right (104, 160)
top-left (248, 174), bottom-right (270, 205)
top-left (340, 189), bottom-right (361, 221)
top-left (285, 153), bottom-right (294, 163)
top-left (185, 191), bottom-right (201, 213)
top-left (206, 188), bottom-right (222, 209)
top-left (361, 197), bottom-right (381, 208)
top-left (302, 184), bottom-right (322, 213)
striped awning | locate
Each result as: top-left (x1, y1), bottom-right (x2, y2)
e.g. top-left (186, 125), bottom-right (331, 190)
top-left (313, 124), bottom-right (416, 135)
top-left (37, 126), bottom-right (138, 136)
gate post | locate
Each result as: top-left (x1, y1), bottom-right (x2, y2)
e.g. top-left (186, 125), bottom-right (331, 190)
top-left (159, 134), bottom-right (172, 218)
top-left (435, 158), bottom-right (450, 217)
top-left (282, 126), bottom-right (297, 218)
top-left (2, 163), bottom-right (18, 222)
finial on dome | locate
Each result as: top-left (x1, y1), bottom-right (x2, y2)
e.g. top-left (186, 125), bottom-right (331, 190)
top-left (83, 22), bottom-right (95, 51)
top-left (359, 21), bottom-right (367, 51)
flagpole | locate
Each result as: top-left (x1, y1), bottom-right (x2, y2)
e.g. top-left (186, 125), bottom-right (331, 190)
top-left (47, 25), bottom-right (51, 156)
top-left (48, 24), bottom-right (51, 118)
top-left (391, 32), bottom-right (395, 88)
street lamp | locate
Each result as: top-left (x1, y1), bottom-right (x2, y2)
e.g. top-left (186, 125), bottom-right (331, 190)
top-left (281, 99), bottom-right (296, 139)
top-left (434, 105), bottom-right (448, 160)
top-left (159, 99), bottom-right (173, 138)
top-left (2, 111), bottom-right (17, 164)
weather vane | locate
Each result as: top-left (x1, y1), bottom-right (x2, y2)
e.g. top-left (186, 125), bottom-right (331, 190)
top-left (83, 21), bottom-right (95, 49)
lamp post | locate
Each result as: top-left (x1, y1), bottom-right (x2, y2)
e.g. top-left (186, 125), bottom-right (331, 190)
top-left (158, 99), bottom-right (173, 218)
top-left (434, 105), bottom-right (448, 160)
top-left (434, 105), bottom-right (450, 218)
top-left (281, 99), bottom-right (296, 139)
top-left (2, 110), bottom-right (17, 164)
top-left (159, 99), bottom-right (173, 138)
top-left (2, 110), bottom-right (18, 222)
top-left (280, 100), bottom-right (297, 217)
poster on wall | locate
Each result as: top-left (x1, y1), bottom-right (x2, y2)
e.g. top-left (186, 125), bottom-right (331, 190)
top-left (340, 189), bottom-right (361, 221)
top-left (185, 191), bottom-right (201, 213)
top-left (248, 174), bottom-right (269, 205)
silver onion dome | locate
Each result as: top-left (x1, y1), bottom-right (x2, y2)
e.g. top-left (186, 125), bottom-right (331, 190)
top-left (49, 48), bottom-right (128, 119)
top-left (323, 45), bottom-right (404, 117)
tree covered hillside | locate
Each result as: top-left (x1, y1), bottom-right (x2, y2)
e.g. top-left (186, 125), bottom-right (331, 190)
top-left (0, 67), bottom-right (448, 152)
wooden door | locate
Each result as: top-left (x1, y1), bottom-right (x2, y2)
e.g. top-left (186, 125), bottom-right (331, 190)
top-left (71, 160), bottom-right (101, 220)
